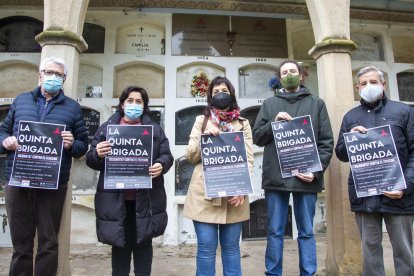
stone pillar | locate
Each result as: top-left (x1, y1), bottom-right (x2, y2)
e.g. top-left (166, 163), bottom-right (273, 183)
top-left (35, 1), bottom-right (89, 275)
top-left (305, 0), bottom-right (361, 275)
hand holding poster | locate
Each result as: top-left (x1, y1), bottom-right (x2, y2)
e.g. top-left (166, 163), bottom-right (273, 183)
top-left (9, 121), bottom-right (66, 189)
top-left (271, 115), bottom-right (322, 178)
top-left (104, 125), bottom-right (153, 189)
top-left (343, 125), bottom-right (406, 197)
top-left (201, 131), bottom-right (252, 198)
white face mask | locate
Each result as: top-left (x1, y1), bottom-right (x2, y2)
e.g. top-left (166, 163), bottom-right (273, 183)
top-left (359, 83), bottom-right (383, 103)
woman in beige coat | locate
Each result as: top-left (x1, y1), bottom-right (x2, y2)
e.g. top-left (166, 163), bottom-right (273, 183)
top-left (183, 76), bottom-right (254, 276)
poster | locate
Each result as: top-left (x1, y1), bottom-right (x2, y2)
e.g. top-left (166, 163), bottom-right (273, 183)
top-left (271, 115), bottom-right (322, 178)
top-left (9, 121), bottom-right (65, 189)
top-left (104, 125), bottom-right (153, 189)
top-left (343, 125), bottom-right (406, 197)
top-left (201, 131), bottom-right (252, 198)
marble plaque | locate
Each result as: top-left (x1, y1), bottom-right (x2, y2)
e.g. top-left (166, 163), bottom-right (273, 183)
top-left (231, 17), bottom-right (287, 58)
top-left (0, 18), bottom-right (42, 52)
top-left (81, 108), bottom-right (100, 143)
top-left (397, 72), bottom-right (414, 102)
top-left (0, 155), bottom-right (7, 190)
top-left (83, 23), bottom-right (105, 53)
top-left (251, 152), bottom-right (265, 197)
top-left (176, 64), bottom-right (225, 98)
top-left (242, 200), bottom-right (292, 239)
top-left (78, 64), bottom-right (103, 98)
top-left (0, 63), bottom-right (38, 98)
top-left (239, 65), bottom-right (276, 99)
top-left (115, 65), bottom-right (164, 98)
top-left (175, 106), bottom-right (205, 145)
top-left (172, 14), bottom-right (228, 56)
top-left (240, 106), bottom-right (261, 134)
top-left (175, 156), bottom-right (195, 196)
top-left (172, 15), bottom-right (287, 58)
top-left (117, 23), bottom-right (165, 55)
top-left (351, 33), bottom-right (384, 61)
top-left (148, 107), bottom-right (164, 130)
top-left (85, 85), bottom-right (102, 98)
top-left (0, 204), bottom-right (12, 247)
top-left (0, 105), bottom-right (10, 128)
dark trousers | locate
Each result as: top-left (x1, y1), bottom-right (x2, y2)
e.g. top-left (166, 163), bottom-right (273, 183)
top-left (112, 200), bottom-right (153, 276)
top-left (5, 184), bottom-right (67, 276)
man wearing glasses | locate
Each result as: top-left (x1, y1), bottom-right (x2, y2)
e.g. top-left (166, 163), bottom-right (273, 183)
top-left (0, 56), bottom-right (88, 275)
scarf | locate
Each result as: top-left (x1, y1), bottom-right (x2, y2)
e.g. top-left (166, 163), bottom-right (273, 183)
top-left (210, 107), bottom-right (240, 132)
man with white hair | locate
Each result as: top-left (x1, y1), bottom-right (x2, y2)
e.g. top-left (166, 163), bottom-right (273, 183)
top-left (335, 66), bottom-right (414, 276)
top-left (0, 56), bottom-right (88, 275)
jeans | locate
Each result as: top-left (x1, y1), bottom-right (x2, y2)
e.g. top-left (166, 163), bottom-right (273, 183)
top-left (112, 200), bottom-right (153, 276)
top-left (265, 190), bottom-right (317, 276)
top-left (5, 184), bottom-right (67, 276)
top-left (193, 221), bottom-right (243, 276)
top-left (355, 212), bottom-right (414, 276)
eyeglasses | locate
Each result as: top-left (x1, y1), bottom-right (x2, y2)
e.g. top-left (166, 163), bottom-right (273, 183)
top-left (42, 70), bottom-right (65, 78)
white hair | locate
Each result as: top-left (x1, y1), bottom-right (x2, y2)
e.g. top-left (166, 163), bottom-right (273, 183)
top-left (39, 57), bottom-right (68, 76)
top-left (356, 66), bottom-right (384, 84)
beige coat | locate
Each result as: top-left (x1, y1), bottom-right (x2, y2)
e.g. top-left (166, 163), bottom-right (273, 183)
top-left (183, 115), bottom-right (254, 224)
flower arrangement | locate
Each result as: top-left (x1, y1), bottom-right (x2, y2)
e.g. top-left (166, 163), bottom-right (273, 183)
top-left (191, 72), bottom-right (210, 97)
top-left (268, 76), bottom-right (281, 92)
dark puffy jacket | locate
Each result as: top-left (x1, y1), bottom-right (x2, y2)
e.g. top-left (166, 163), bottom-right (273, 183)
top-left (253, 87), bottom-right (334, 193)
top-left (335, 96), bottom-right (414, 215)
top-left (86, 111), bottom-right (174, 247)
top-left (0, 87), bottom-right (88, 185)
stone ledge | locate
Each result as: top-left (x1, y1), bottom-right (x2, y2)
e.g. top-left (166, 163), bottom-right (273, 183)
top-left (309, 38), bottom-right (357, 60)
top-left (35, 29), bottom-right (88, 53)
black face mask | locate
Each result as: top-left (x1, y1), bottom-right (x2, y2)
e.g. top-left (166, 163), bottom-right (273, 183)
top-left (212, 93), bottom-right (232, 110)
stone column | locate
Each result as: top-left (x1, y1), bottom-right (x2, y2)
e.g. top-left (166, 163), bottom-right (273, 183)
top-left (35, 1), bottom-right (89, 275)
top-left (305, 0), bottom-right (361, 275)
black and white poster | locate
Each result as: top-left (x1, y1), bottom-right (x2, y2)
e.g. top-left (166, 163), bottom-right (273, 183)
top-left (271, 115), bottom-right (322, 178)
top-left (201, 131), bottom-right (252, 198)
top-left (343, 125), bottom-right (406, 197)
top-left (104, 125), bottom-right (153, 189)
top-left (9, 121), bottom-right (65, 189)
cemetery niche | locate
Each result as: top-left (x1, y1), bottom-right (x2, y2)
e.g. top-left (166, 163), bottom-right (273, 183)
top-left (397, 72), bottom-right (414, 102)
top-left (0, 16), bottom-right (42, 52)
top-left (175, 156), bottom-right (196, 196)
top-left (240, 106), bottom-right (260, 128)
top-left (83, 23), bottom-right (105, 53)
top-left (242, 199), bottom-right (292, 240)
top-left (175, 105), bottom-right (205, 145)
top-left (81, 107), bottom-right (100, 144)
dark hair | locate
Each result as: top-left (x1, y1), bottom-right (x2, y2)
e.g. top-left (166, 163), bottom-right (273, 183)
top-left (277, 60), bottom-right (309, 86)
top-left (204, 76), bottom-right (239, 117)
top-left (116, 86), bottom-right (150, 116)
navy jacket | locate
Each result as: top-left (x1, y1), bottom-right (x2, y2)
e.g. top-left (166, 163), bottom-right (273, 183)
top-left (335, 96), bottom-right (414, 215)
top-left (86, 111), bottom-right (174, 247)
top-left (0, 87), bottom-right (88, 185)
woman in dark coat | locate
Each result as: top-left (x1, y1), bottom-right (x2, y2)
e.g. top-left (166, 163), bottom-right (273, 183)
top-left (86, 86), bottom-right (173, 276)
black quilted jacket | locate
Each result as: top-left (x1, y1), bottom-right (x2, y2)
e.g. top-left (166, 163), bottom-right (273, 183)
top-left (86, 111), bottom-right (173, 247)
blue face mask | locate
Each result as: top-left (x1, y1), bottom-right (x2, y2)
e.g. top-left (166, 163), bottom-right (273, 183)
top-left (42, 75), bottom-right (63, 94)
top-left (124, 104), bottom-right (143, 121)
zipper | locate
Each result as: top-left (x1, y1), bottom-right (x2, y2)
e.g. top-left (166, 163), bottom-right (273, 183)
top-left (41, 100), bottom-right (48, 122)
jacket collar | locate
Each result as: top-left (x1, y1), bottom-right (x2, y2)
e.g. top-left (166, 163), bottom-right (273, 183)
top-left (31, 86), bottom-right (65, 104)
top-left (360, 93), bottom-right (387, 112)
top-left (275, 86), bottom-right (312, 103)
